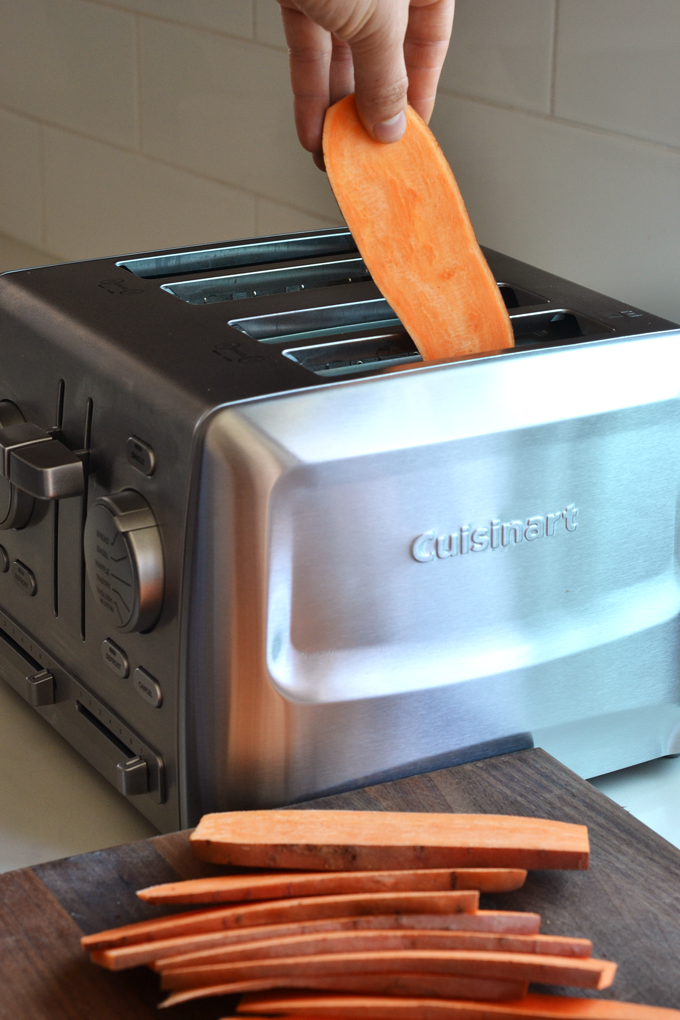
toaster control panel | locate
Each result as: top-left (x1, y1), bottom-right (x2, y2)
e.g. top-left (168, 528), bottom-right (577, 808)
top-left (84, 490), bottom-right (164, 634)
top-left (0, 400), bottom-right (35, 530)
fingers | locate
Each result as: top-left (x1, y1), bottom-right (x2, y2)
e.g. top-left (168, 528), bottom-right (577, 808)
top-left (404, 0), bottom-right (456, 123)
top-left (345, 1), bottom-right (411, 142)
top-left (329, 35), bottom-right (354, 107)
top-left (279, 4), bottom-right (332, 158)
top-left (278, 0), bottom-right (455, 169)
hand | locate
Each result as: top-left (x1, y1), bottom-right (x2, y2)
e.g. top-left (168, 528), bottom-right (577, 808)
top-left (277, 0), bottom-right (455, 169)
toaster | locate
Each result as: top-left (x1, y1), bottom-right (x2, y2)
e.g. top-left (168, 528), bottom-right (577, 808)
top-left (1, 226), bottom-right (679, 833)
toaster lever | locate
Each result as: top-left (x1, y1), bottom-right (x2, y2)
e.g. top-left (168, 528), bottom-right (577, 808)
top-left (116, 756), bottom-right (149, 797)
top-left (0, 424), bottom-right (85, 500)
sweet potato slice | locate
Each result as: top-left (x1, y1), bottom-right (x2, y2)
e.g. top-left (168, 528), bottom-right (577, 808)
top-left (236, 991), bottom-right (680, 1019)
top-left (157, 930), bottom-right (591, 972)
top-left (190, 811), bottom-right (589, 871)
top-left (91, 911), bottom-right (541, 971)
top-left (159, 949), bottom-right (616, 992)
top-left (159, 973), bottom-right (528, 1009)
top-left (322, 94), bottom-right (514, 362)
top-left (137, 867), bottom-right (526, 905)
top-left (81, 890), bottom-right (477, 952)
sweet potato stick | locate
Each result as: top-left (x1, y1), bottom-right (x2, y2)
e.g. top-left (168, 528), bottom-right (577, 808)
top-left (235, 991), bottom-right (680, 1020)
top-left (137, 867), bottom-right (527, 905)
top-left (159, 949), bottom-right (616, 992)
top-left (157, 929), bottom-right (591, 972)
top-left (80, 890), bottom-right (478, 953)
top-left (91, 911), bottom-right (540, 971)
top-left (159, 973), bottom-right (528, 1009)
top-left (190, 811), bottom-right (589, 871)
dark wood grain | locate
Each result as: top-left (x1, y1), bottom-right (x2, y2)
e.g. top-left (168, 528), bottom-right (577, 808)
top-left (1, 747), bottom-right (679, 1020)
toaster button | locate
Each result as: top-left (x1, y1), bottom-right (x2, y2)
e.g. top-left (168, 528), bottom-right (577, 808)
top-left (101, 638), bottom-right (130, 679)
top-left (126, 436), bottom-right (155, 477)
top-left (0, 545), bottom-right (8, 573)
top-left (133, 667), bottom-right (162, 708)
top-left (12, 560), bottom-right (36, 596)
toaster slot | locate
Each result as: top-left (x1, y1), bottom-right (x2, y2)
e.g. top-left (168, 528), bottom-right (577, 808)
top-left (498, 283), bottom-right (545, 308)
top-left (117, 229), bottom-right (357, 279)
top-left (283, 332), bottom-right (420, 376)
top-left (512, 309), bottom-right (613, 344)
top-left (161, 257), bottom-right (369, 305)
top-left (231, 298), bottom-right (399, 344)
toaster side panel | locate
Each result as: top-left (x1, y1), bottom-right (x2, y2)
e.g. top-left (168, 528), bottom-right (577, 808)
top-left (182, 330), bottom-right (680, 813)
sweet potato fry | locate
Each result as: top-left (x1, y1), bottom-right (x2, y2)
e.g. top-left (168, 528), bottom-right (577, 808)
top-left (235, 991), bottom-right (680, 1019)
top-left (159, 949), bottom-right (616, 992)
top-left (91, 911), bottom-right (541, 971)
top-left (137, 867), bottom-right (527, 905)
top-left (190, 811), bottom-right (589, 871)
top-left (159, 973), bottom-right (528, 1009)
top-left (80, 890), bottom-right (477, 953)
top-left (157, 929), bottom-right (591, 972)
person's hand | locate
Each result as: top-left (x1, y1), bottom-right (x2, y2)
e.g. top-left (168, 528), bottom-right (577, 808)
top-left (277, 0), bottom-right (455, 169)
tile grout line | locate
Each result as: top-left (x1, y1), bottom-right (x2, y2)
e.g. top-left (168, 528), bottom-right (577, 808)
top-left (434, 90), bottom-right (680, 157)
top-left (0, 103), bottom-right (341, 228)
top-left (133, 13), bottom-right (143, 152)
top-left (39, 123), bottom-right (47, 250)
top-left (80, 0), bottom-right (287, 52)
top-left (5, 90), bottom-right (680, 165)
top-left (550, 0), bottom-right (560, 117)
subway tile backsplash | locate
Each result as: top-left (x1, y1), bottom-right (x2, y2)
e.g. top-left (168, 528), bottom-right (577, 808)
top-left (554, 0), bottom-right (680, 149)
top-left (439, 0), bottom-right (556, 114)
top-left (43, 127), bottom-right (256, 260)
top-left (0, 0), bottom-right (678, 322)
top-left (99, 0), bottom-right (255, 38)
top-left (0, 0), bottom-right (138, 148)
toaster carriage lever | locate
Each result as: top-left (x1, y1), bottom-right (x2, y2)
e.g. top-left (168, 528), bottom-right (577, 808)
top-left (0, 421), bottom-right (85, 501)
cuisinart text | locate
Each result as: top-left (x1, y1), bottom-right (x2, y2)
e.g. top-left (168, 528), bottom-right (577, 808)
top-left (411, 504), bottom-right (578, 563)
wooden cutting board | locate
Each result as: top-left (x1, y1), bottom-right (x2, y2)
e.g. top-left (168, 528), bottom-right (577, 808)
top-left (2, 747), bottom-right (680, 1019)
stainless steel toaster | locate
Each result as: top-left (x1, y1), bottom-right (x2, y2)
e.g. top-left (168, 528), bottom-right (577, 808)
top-left (1, 227), bottom-right (678, 833)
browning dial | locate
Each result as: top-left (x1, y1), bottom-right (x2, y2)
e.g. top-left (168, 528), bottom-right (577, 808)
top-left (84, 490), bottom-right (164, 633)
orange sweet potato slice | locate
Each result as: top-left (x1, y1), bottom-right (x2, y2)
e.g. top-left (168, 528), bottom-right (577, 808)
top-left (80, 890), bottom-right (478, 952)
top-left (323, 94), bottom-right (515, 362)
top-left (236, 991), bottom-right (680, 1019)
top-left (189, 810), bottom-right (590, 871)
top-left (160, 973), bottom-right (528, 1009)
top-left (158, 949), bottom-right (616, 993)
top-left (137, 867), bottom-right (526, 905)
top-left (91, 910), bottom-right (541, 971)
top-left (156, 930), bottom-right (591, 972)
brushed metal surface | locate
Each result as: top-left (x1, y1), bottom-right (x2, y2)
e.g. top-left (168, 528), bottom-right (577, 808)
top-left (2, 227), bottom-right (680, 830)
top-left (183, 329), bottom-right (680, 814)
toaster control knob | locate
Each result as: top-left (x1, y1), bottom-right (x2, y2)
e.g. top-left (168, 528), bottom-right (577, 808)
top-left (0, 401), bottom-right (34, 530)
top-left (84, 491), bottom-right (164, 633)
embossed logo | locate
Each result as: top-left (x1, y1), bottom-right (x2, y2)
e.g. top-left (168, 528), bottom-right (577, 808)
top-left (412, 504), bottom-right (578, 562)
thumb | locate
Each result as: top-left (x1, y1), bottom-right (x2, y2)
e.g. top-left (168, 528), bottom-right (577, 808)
top-left (346, 4), bottom-right (410, 142)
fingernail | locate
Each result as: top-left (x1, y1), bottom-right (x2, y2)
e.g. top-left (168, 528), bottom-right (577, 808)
top-left (374, 110), bottom-right (406, 143)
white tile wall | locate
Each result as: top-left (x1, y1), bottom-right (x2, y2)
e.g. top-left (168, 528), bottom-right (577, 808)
top-left (255, 197), bottom-right (341, 237)
top-left (431, 94), bottom-right (680, 324)
top-left (440, 0), bottom-right (556, 114)
top-left (138, 18), bottom-right (338, 221)
top-left (94, 0), bottom-right (254, 37)
top-left (0, 110), bottom-right (43, 248)
top-left (0, 0), bottom-right (138, 148)
top-left (254, 0), bottom-right (286, 48)
top-left (0, 0), bottom-right (677, 330)
top-left (43, 128), bottom-right (255, 260)
top-left (554, 0), bottom-right (680, 149)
